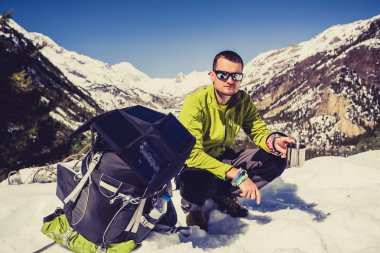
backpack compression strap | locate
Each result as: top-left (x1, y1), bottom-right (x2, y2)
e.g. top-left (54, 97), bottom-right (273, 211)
top-left (125, 198), bottom-right (147, 233)
top-left (63, 152), bottom-right (102, 204)
top-left (153, 224), bottom-right (191, 237)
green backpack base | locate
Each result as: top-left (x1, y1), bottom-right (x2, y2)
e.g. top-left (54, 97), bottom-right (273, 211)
top-left (41, 213), bottom-right (137, 253)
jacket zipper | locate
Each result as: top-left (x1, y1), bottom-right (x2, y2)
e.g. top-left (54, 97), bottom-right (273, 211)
top-left (223, 110), bottom-right (229, 151)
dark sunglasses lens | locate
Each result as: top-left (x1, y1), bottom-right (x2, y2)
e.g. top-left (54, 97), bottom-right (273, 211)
top-left (232, 73), bottom-right (243, 81)
top-left (216, 71), bottom-right (229, 80)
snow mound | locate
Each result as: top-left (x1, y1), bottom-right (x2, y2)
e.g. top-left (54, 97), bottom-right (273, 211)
top-left (1, 150), bottom-right (380, 252)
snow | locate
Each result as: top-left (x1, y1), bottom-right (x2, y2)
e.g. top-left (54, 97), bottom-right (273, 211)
top-left (49, 111), bottom-right (81, 131)
top-left (1, 150), bottom-right (380, 253)
top-left (2, 15), bottom-right (380, 252)
top-left (133, 71), bottom-right (210, 97)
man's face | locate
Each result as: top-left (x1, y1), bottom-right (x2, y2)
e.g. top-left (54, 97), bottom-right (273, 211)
top-left (210, 57), bottom-right (243, 97)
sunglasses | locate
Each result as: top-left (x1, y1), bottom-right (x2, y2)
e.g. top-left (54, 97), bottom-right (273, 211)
top-left (214, 70), bottom-right (244, 82)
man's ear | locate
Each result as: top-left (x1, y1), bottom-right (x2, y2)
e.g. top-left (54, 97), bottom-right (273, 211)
top-left (209, 71), bottom-right (215, 82)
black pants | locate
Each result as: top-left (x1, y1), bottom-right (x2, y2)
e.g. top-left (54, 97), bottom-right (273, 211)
top-left (177, 149), bottom-right (287, 212)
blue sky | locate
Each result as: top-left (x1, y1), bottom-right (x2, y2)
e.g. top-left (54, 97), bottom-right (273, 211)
top-left (1, 0), bottom-right (379, 78)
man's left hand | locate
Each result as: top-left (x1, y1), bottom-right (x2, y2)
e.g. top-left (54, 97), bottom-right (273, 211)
top-left (274, 137), bottom-right (295, 158)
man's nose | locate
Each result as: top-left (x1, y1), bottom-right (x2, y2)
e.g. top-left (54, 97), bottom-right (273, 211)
top-left (226, 76), bottom-right (235, 84)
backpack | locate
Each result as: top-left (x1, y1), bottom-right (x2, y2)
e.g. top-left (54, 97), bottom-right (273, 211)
top-left (39, 105), bottom-right (195, 253)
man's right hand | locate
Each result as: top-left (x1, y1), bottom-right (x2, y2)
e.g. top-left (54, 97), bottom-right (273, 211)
top-left (226, 167), bottom-right (261, 205)
top-left (238, 178), bottom-right (261, 205)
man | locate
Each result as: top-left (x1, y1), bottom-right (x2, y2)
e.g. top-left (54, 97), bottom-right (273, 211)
top-left (177, 50), bottom-right (294, 231)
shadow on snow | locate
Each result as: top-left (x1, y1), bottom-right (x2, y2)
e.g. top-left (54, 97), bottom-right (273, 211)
top-left (240, 177), bottom-right (329, 222)
top-left (179, 177), bottom-right (329, 249)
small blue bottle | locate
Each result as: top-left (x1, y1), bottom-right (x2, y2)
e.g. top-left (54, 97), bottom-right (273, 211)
top-left (149, 193), bottom-right (171, 220)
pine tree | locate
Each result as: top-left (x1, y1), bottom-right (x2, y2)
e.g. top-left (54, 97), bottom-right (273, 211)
top-left (0, 9), bottom-right (14, 29)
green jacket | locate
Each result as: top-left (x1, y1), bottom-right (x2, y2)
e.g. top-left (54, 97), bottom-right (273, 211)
top-left (179, 84), bottom-right (272, 180)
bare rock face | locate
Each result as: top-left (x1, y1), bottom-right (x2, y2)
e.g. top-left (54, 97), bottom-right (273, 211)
top-left (242, 15), bottom-right (380, 156)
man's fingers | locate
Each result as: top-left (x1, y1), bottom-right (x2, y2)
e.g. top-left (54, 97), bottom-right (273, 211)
top-left (238, 180), bottom-right (261, 204)
top-left (239, 190), bottom-right (248, 198)
top-left (279, 140), bottom-right (288, 149)
top-left (256, 188), bottom-right (261, 205)
top-left (278, 137), bottom-right (295, 146)
top-left (277, 146), bottom-right (286, 153)
top-left (240, 191), bottom-right (255, 200)
top-left (275, 139), bottom-right (286, 152)
top-left (275, 137), bottom-right (297, 158)
top-left (276, 143), bottom-right (287, 154)
top-left (287, 137), bottom-right (294, 143)
top-left (248, 191), bottom-right (256, 200)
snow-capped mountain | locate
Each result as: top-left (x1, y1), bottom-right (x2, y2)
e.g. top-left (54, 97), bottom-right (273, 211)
top-left (2, 13), bottom-right (379, 178)
top-left (1, 12), bottom-right (379, 253)
top-left (0, 15), bottom-right (209, 180)
top-left (10, 22), bottom-right (163, 111)
top-left (137, 71), bottom-right (210, 98)
top-left (8, 19), bottom-right (210, 111)
top-left (0, 16), bottom-right (101, 180)
top-left (242, 15), bottom-right (380, 157)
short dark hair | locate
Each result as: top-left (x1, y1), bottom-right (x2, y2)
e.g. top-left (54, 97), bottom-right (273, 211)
top-left (212, 50), bottom-right (244, 70)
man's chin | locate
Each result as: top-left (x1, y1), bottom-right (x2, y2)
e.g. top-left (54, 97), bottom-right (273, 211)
top-left (221, 90), bottom-right (237, 96)
top-left (215, 87), bottom-right (238, 98)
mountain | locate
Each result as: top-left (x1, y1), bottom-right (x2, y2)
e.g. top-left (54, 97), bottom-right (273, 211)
top-left (1, 13), bottom-right (379, 253)
top-left (13, 22), bottom-right (166, 111)
top-left (0, 15), bottom-right (102, 180)
top-left (10, 20), bottom-right (210, 111)
top-left (0, 15), bottom-right (210, 179)
top-left (242, 15), bottom-right (380, 157)
top-left (1, 13), bottom-right (379, 178)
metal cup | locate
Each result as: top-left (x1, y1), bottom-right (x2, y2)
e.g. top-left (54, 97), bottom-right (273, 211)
top-left (286, 142), bottom-right (306, 168)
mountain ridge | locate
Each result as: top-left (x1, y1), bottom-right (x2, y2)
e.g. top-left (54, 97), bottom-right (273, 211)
top-left (241, 14), bottom-right (380, 156)
top-left (1, 14), bottom-right (379, 178)
top-left (8, 18), bottom-right (210, 110)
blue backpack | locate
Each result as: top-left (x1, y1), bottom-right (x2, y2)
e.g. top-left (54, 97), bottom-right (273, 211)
top-left (40, 106), bottom-right (195, 253)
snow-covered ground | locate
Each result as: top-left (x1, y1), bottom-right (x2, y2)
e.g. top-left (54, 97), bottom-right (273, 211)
top-left (1, 150), bottom-right (380, 253)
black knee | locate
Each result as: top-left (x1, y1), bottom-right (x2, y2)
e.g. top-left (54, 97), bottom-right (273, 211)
top-left (249, 150), bottom-right (287, 182)
top-left (274, 159), bottom-right (287, 178)
top-left (177, 167), bottom-right (216, 206)
top-left (264, 154), bottom-right (287, 182)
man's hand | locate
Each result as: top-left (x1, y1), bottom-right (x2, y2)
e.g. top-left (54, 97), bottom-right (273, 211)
top-left (238, 177), bottom-right (261, 204)
top-left (274, 136), bottom-right (295, 158)
top-left (226, 167), bottom-right (261, 205)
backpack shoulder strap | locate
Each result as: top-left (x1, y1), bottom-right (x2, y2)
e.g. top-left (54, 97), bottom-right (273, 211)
top-left (63, 152), bottom-right (102, 204)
